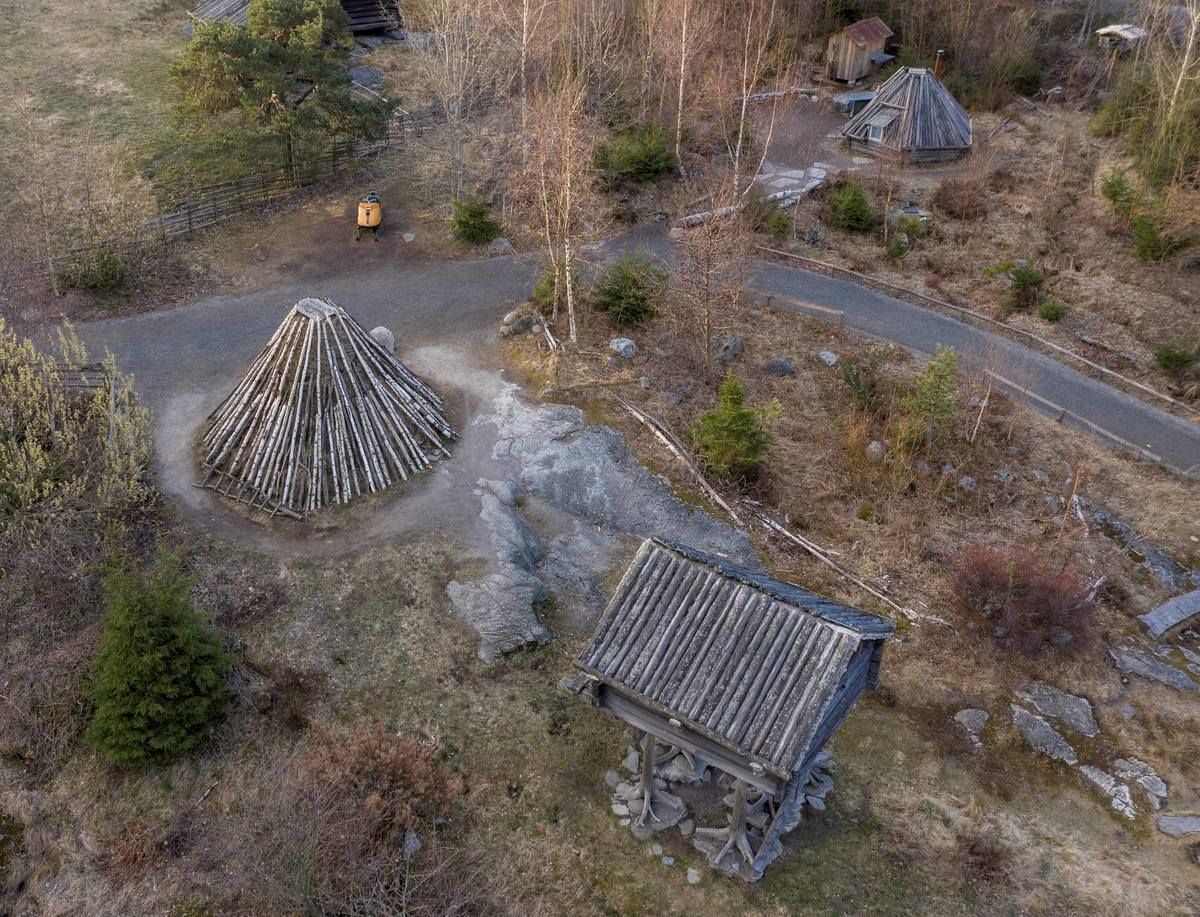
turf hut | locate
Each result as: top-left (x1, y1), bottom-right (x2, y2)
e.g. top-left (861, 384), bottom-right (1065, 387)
top-left (562, 538), bottom-right (894, 880)
top-left (199, 297), bottom-right (453, 519)
top-left (839, 66), bottom-right (973, 162)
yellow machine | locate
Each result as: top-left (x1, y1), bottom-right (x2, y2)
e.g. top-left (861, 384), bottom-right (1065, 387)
top-left (356, 192), bottom-right (382, 241)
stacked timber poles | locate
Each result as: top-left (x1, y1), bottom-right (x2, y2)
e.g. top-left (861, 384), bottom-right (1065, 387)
top-left (199, 297), bottom-right (455, 519)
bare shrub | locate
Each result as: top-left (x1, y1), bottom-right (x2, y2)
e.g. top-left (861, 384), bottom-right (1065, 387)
top-left (0, 625), bottom-right (98, 768)
top-left (954, 822), bottom-right (1015, 885)
top-left (102, 820), bottom-right (159, 881)
top-left (262, 661), bottom-right (329, 731)
top-left (350, 835), bottom-right (509, 917)
top-left (949, 543), bottom-right (1095, 655)
top-left (192, 564), bottom-right (287, 628)
top-left (231, 729), bottom-right (467, 915)
top-left (307, 723), bottom-right (462, 840)
top-left (988, 167), bottom-right (1020, 194)
top-left (933, 177), bottom-right (988, 220)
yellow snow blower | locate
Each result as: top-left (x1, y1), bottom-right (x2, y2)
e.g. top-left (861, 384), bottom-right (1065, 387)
top-left (356, 192), bottom-right (382, 241)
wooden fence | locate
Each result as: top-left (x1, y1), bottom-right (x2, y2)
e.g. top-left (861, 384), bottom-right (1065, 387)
top-left (757, 246), bottom-right (1200, 423)
top-left (66, 97), bottom-right (452, 259)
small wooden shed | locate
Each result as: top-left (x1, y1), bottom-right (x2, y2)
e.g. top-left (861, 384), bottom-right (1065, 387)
top-left (825, 17), bottom-right (894, 83)
top-left (839, 66), bottom-right (973, 162)
top-left (564, 538), bottom-right (893, 880)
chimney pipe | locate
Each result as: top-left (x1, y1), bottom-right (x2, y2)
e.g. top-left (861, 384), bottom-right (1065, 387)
top-left (934, 49), bottom-right (944, 81)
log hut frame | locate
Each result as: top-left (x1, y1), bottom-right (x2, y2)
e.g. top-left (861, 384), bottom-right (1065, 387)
top-left (564, 538), bottom-right (894, 880)
top-left (199, 297), bottom-right (453, 519)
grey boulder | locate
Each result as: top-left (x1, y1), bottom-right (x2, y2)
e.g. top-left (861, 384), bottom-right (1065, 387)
top-left (370, 326), bottom-right (396, 354)
top-left (714, 336), bottom-right (743, 362)
top-left (762, 357), bottom-right (794, 377)
top-left (1015, 681), bottom-right (1099, 737)
top-left (1011, 705), bottom-right (1078, 764)
top-left (610, 338), bottom-right (636, 359)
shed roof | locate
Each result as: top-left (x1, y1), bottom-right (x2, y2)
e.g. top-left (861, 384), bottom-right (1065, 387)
top-left (575, 539), bottom-right (893, 780)
top-left (1095, 24), bottom-right (1148, 41)
top-left (840, 66), bottom-right (972, 154)
top-left (841, 17), bottom-right (894, 47)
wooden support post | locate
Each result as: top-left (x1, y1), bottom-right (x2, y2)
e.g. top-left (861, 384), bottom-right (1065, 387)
top-left (636, 730), bottom-right (657, 828)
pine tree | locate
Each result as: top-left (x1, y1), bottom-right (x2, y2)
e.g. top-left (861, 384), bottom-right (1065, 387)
top-left (86, 554), bottom-right (231, 767)
top-left (693, 370), bottom-right (780, 482)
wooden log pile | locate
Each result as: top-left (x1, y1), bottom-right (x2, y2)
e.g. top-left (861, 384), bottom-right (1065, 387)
top-left (199, 297), bottom-right (454, 519)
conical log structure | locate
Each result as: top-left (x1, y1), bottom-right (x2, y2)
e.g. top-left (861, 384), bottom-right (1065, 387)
top-left (199, 297), bottom-right (454, 518)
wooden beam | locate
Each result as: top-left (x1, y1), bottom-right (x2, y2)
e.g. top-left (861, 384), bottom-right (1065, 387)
top-left (598, 687), bottom-right (784, 796)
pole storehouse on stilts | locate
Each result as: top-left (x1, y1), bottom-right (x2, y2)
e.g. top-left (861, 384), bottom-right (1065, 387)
top-left (562, 538), bottom-right (894, 881)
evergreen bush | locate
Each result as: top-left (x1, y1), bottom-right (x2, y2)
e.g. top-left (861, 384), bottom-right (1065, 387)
top-left (1009, 262), bottom-right (1046, 307)
top-left (765, 211), bottom-right (791, 239)
top-left (692, 370), bottom-right (780, 482)
top-left (902, 344), bottom-right (959, 440)
top-left (86, 554), bottom-right (231, 766)
top-left (594, 121), bottom-right (676, 187)
top-left (529, 261), bottom-right (578, 313)
top-left (593, 252), bottom-right (667, 329)
top-left (1099, 170), bottom-right (1139, 219)
top-left (1036, 298), bottom-right (1068, 322)
top-left (1153, 340), bottom-right (1198, 377)
top-left (841, 354), bottom-right (884, 415)
top-left (827, 178), bottom-right (875, 232)
top-left (452, 195), bottom-right (503, 245)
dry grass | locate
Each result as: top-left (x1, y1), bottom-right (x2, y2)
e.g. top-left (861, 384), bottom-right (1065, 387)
top-left (499, 269), bottom-right (1200, 912)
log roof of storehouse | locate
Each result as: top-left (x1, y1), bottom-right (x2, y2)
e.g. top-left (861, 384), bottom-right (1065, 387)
top-left (191, 0), bottom-right (249, 26)
top-left (571, 539), bottom-right (894, 793)
top-left (191, 0), bottom-right (401, 32)
top-left (199, 297), bottom-right (454, 520)
top-left (840, 17), bottom-right (894, 47)
top-left (840, 66), bottom-right (973, 157)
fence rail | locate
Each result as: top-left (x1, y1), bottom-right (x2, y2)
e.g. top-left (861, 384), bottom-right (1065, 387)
top-left (64, 97), bottom-right (454, 260)
top-left (741, 287), bottom-right (844, 331)
top-left (757, 246), bottom-right (1200, 423)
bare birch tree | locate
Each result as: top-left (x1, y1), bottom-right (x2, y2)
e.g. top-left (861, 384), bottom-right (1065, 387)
top-left (720, 0), bottom-right (780, 198)
top-left (672, 181), bottom-right (755, 383)
top-left (411, 0), bottom-right (499, 201)
top-left (519, 77), bottom-right (599, 343)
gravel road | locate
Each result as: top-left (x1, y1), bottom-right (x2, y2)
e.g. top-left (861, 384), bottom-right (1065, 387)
top-left (79, 230), bottom-right (1199, 555)
top-left (744, 260), bottom-right (1200, 476)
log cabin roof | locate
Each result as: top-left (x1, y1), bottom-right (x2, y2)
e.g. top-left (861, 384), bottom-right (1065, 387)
top-left (191, 0), bottom-right (249, 26)
top-left (574, 539), bottom-right (893, 781)
top-left (191, 0), bottom-right (401, 32)
top-left (840, 66), bottom-right (972, 154)
top-left (840, 17), bottom-right (894, 47)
